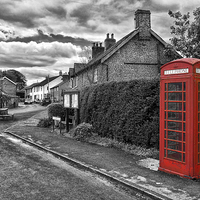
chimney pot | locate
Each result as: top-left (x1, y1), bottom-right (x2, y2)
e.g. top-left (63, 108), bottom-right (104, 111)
top-left (107, 33), bottom-right (109, 38)
top-left (99, 43), bottom-right (102, 47)
top-left (96, 43), bottom-right (98, 47)
top-left (111, 33), bottom-right (114, 39)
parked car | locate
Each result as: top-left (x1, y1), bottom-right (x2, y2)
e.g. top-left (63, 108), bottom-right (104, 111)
top-left (24, 98), bottom-right (33, 104)
top-left (34, 99), bottom-right (41, 104)
top-left (41, 98), bottom-right (51, 106)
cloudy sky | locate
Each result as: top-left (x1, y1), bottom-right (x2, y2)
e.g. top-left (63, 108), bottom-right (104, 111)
top-left (0, 0), bottom-right (199, 85)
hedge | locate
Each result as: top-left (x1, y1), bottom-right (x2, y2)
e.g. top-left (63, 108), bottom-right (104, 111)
top-left (80, 79), bottom-right (159, 148)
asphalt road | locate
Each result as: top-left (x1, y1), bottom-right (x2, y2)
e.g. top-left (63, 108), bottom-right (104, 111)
top-left (0, 133), bottom-right (136, 200)
top-left (0, 104), bottom-right (138, 200)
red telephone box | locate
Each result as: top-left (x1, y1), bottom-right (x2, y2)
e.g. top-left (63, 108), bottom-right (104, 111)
top-left (159, 58), bottom-right (200, 179)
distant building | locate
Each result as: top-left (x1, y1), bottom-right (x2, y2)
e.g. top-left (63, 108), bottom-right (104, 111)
top-left (69, 9), bottom-right (181, 90)
top-left (25, 72), bottom-right (64, 102)
top-left (50, 73), bottom-right (71, 103)
top-left (0, 76), bottom-right (19, 108)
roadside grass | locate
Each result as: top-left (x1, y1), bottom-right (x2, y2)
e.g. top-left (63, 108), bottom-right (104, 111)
top-left (37, 110), bottom-right (159, 159)
top-left (65, 122), bottom-right (159, 159)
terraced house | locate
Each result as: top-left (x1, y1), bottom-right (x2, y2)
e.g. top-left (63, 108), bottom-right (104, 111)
top-left (69, 9), bottom-right (181, 90)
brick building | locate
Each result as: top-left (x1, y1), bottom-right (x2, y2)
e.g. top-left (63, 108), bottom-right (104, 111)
top-left (69, 9), bottom-right (181, 90)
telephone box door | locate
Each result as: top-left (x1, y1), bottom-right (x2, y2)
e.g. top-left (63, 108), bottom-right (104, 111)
top-left (160, 79), bottom-right (190, 175)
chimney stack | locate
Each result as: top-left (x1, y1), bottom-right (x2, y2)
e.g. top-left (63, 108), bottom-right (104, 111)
top-left (135, 9), bottom-right (151, 40)
top-left (92, 42), bottom-right (105, 58)
top-left (104, 33), bottom-right (116, 51)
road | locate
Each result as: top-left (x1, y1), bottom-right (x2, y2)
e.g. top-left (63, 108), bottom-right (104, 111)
top-left (9, 102), bottom-right (46, 114)
top-left (0, 104), bottom-right (137, 200)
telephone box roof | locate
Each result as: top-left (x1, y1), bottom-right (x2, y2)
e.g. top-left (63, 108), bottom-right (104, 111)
top-left (161, 58), bottom-right (200, 69)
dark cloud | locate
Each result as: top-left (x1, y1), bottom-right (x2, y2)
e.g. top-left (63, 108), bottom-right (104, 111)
top-left (0, 8), bottom-right (38, 28)
top-left (69, 4), bottom-right (98, 30)
top-left (0, 2), bottom-right (67, 28)
top-left (142, 0), bottom-right (180, 13)
top-left (6, 30), bottom-right (93, 47)
top-left (0, 54), bottom-right (56, 68)
top-left (70, 5), bottom-right (91, 25)
top-left (46, 6), bottom-right (67, 19)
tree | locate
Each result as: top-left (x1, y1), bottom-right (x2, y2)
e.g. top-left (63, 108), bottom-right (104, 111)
top-left (0, 69), bottom-right (27, 90)
top-left (168, 8), bottom-right (200, 58)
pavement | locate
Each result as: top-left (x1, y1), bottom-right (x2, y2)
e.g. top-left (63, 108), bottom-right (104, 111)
top-left (2, 109), bottom-right (200, 200)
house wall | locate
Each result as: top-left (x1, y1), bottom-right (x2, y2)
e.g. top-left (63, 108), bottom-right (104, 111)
top-left (2, 78), bottom-right (16, 95)
top-left (74, 34), bottom-right (174, 89)
top-left (98, 35), bottom-right (172, 83)
top-left (43, 76), bottom-right (63, 98)
top-left (75, 69), bottom-right (94, 90)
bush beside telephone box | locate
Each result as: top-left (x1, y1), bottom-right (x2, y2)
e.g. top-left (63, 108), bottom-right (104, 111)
top-left (80, 79), bottom-right (159, 148)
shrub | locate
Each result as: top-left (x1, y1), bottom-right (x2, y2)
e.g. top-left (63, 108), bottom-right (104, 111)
top-left (80, 79), bottom-right (159, 148)
top-left (68, 122), bottom-right (94, 141)
top-left (48, 103), bottom-right (68, 120)
top-left (37, 118), bottom-right (52, 127)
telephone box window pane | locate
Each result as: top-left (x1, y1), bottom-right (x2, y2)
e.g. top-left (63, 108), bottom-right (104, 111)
top-left (198, 103), bottom-right (200, 111)
top-left (198, 123), bottom-right (200, 132)
top-left (198, 93), bottom-right (200, 101)
top-left (168, 93), bottom-right (182, 101)
top-left (164, 150), bottom-right (166, 157)
top-left (168, 83), bottom-right (182, 91)
top-left (198, 144), bottom-right (200, 153)
top-left (165, 102), bottom-right (167, 110)
top-left (183, 143), bottom-right (185, 152)
top-left (183, 133), bottom-right (185, 141)
top-left (183, 103), bottom-right (186, 111)
top-left (168, 141), bottom-right (182, 151)
top-left (198, 133), bottom-right (200, 142)
top-left (168, 131), bottom-right (182, 141)
top-left (183, 123), bottom-right (185, 131)
top-left (183, 153), bottom-right (185, 162)
top-left (165, 131), bottom-right (166, 138)
top-left (165, 83), bottom-right (167, 91)
top-left (165, 112), bottom-right (166, 119)
top-left (165, 121), bottom-right (166, 129)
top-left (168, 102), bottom-right (182, 111)
top-left (165, 93), bottom-right (167, 100)
top-left (198, 154), bottom-right (200, 163)
top-left (183, 113), bottom-right (186, 121)
top-left (198, 82), bottom-right (200, 91)
top-left (168, 121), bottom-right (182, 131)
top-left (164, 140), bottom-right (166, 148)
top-left (183, 82), bottom-right (186, 91)
top-left (168, 112), bottom-right (182, 121)
top-left (183, 93), bottom-right (186, 101)
top-left (167, 150), bottom-right (182, 161)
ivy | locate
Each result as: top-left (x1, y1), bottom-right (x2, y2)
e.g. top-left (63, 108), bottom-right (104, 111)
top-left (80, 79), bottom-right (159, 148)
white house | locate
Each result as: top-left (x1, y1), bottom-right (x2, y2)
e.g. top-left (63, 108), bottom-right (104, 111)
top-left (25, 72), bottom-right (63, 102)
